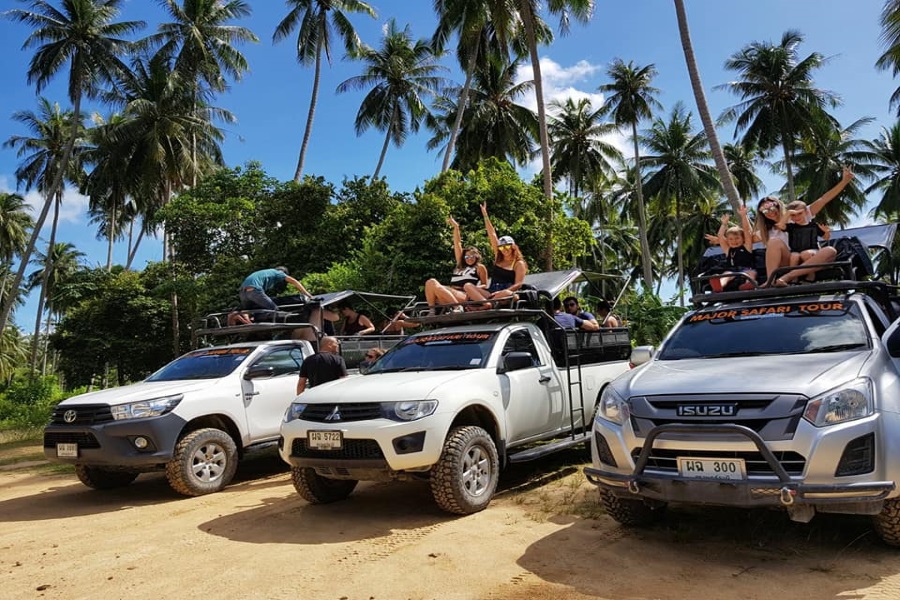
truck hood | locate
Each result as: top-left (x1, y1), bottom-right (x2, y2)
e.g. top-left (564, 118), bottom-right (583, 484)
top-left (58, 380), bottom-right (219, 406)
top-left (302, 370), bottom-right (477, 403)
top-left (623, 351), bottom-right (871, 398)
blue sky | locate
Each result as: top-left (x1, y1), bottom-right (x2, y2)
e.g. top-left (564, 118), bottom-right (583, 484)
top-left (1, 0), bottom-right (897, 331)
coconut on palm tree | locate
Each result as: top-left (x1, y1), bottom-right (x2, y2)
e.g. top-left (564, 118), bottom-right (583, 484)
top-left (599, 58), bottom-right (662, 290)
top-left (274, 0), bottom-right (375, 182)
top-left (1, 0), bottom-right (144, 334)
top-left (337, 19), bottom-right (447, 180)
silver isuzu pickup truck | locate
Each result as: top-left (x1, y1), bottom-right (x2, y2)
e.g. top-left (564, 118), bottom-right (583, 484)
top-left (585, 280), bottom-right (900, 546)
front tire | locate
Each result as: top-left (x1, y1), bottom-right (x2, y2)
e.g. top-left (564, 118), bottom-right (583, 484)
top-left (291, 467), bottom-right (357, 504)
top-left (873, 498), bottom-right (900, 547)
top-left (166, 428), bottom-right (238, 496)
top-left (74, 465), bottom-right (138, 490)
top-left (431, 426), bottom-right (499, 515)
top-left (600, 489), bottom-right (666, 526)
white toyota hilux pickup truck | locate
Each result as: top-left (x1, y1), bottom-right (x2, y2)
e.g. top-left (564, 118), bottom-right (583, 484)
top-left (279, 316), bottom-right (632, 514)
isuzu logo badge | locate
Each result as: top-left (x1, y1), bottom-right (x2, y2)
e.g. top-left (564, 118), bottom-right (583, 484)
top-left (63, 410), bottom-right (77, 423)
top-left (676, 404), bottom-right (738, 417)
top-left (324, 406), bottom-right (341, 421)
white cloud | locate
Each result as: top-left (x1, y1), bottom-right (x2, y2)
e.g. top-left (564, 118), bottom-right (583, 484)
top-left (0, 174), bottom-right (89, 225)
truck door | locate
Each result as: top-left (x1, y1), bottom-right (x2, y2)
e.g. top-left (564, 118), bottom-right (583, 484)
top-left (499, 329), bottom-right (565, 441)
top-left (241, 346), bottom-right (305, 440)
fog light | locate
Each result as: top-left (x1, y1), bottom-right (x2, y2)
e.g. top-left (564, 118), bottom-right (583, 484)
top-left (133, 436), bottom-right (149, 449)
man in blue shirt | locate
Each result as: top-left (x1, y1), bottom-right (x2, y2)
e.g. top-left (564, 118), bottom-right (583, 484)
top-left (562, 296), bottom-right (600, 331)
top-left (553, 297), bottom-right (594, 330)
top-left (240, 266), bottom-right (312, 311)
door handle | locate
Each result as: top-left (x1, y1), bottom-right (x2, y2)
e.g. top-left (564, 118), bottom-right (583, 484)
top-left (538, 376), bottom-right (551, 384)
top-left (244, 391), bottom-right (260, 397)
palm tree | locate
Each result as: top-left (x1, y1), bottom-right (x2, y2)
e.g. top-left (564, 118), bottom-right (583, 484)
top-left (723, 142), bottom-right (764, 204)
top-left (2, 0), bottom-right (144, 334)
top-left (0, 327), bottom-right (27, 384)
top-left (641, 103), bottom-right (718, 306)
top-left (426, 54), bottom-right (537, 171)
top-left (599, 58), bottom-right (662, 290)
top-left (337, 19), bottom-right (447, 179)
top-left (146, 0), bottom-right (257, 186)
top-left (876, 0), bottom-right (900, 114)
top-left (27, 242), bottom-right (84, 374)
top-left (548, 96), bottom-right (622, 199)
top-left (0, 193), bottom-right (33, 312)
top-left (672, 0), bottom-right (742, 214)
top-left (864, 121), bottom-right (900, 219)
top-left (274, 0), bottom-right (376, 182)
top-left (717, 29), bottom-right (840, 203)
top-left (789, 115), bottom-right (878, 227)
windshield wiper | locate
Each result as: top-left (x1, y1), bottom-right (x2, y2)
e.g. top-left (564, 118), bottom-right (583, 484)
top-left (703, 351), bottom-right (769, 359)
top-left (809, 343), bottom-right (867, 353)
top-left (371, 365), bottom-right (473, 374)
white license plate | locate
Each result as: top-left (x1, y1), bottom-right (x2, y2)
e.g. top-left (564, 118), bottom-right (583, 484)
top-left (56, 443), bottom-right (78, 458)
top-left (677, 457), bottom-right (746, 480)
top-left (307, 430), bottom-right (343, 450)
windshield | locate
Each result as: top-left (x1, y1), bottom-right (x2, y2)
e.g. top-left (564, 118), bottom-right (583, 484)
top-left (366, 331), bottom-right (496, 373)
top-left (146, 347), bottom-right (254, 381)
top-left (658, 300), bottom-right (870, 360)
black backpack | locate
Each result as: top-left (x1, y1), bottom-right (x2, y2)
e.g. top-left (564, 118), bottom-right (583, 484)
top-left (828, 236), bottom-right (874, 280)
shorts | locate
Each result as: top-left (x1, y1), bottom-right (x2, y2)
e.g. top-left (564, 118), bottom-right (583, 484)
top-left (488, 281), bottom-right (511, 293)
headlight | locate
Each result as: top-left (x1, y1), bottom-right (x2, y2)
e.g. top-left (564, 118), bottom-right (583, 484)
top-left (284, 402), bottom-right (307, 423)
top-left (598, 386), bottom-right (629, 425)
top-left (383, 400), bottom-right (438, 422)
top-left (803, 378), bottom-right (873, 427)
top-left (110, 395), bottom-right (182, 420)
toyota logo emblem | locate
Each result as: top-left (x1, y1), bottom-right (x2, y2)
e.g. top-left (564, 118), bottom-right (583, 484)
top-left (63, 410), bottom-right (77, 423)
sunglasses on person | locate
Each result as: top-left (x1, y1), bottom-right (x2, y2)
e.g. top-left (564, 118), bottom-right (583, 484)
top-left (760, 204), bottom-right (778, 215)
top-left (464, 254), bottom-right (478, 259)
top-left (365, 353), bottom-right (377, 359)
top-left (565, 301), bottom-right (578, 308)
top-left (498, 244), bottom-right (512, 250)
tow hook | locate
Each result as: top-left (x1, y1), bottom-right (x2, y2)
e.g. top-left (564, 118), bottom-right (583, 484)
top-left (779, 486), bottom-right (796, 506)
top-left (628, 480), bottom-right (640, 494)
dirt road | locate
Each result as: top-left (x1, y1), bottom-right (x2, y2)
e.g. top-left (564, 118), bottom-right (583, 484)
top-left (2, 449), bottom-right (900, 600)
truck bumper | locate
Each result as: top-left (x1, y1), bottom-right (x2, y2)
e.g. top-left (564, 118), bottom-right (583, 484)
top-left (43, 413), bottom-right (187, 469)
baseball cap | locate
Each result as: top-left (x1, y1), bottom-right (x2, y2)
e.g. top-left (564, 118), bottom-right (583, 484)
top-left (497, 235), bottom-right (515, 246)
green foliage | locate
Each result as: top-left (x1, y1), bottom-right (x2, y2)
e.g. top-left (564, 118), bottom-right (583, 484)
top-left (0, 375), bottom-right (61, 430)
top-left (618, 290), bottom-right (687, 346)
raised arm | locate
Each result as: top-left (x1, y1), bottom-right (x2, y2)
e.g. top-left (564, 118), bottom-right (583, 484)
top-left (481, 202), bottom-right (499, 255)
top-left (448, 216), bottom-right (462, 265)
top-left (716, 213), bottom-right (731, 254)
top-left (286, 276), bottom-right (312, 299)
top-left (808, 166), bottom-right (854, 217)
top-left (738, 205), bottom-right (753, 251)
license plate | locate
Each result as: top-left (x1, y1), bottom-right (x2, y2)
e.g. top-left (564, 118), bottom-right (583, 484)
top-left (307, 430), bottom-right (343, 450)
top-left (677, 457), bottom-right (746, 480)
top-left (56, 443), bottom-right (78, 458)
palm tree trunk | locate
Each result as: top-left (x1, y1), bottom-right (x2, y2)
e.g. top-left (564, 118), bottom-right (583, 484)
top-left (41, 309), bottom-right (52, 376)
top-left (30, 192), bottom-right (60, 376)
top-left (442, 44), bottom-right (480, 173)
top-left (106, 201), bottom-right (116, 271)
top-left (781, 128), bottom-right (796, 202)
top-left (632, 123), bottom-right (654, 290)
top-left (294, 42), bottom-right (324, 182)
top-left (30, 286), bottom-right (47, 377)
top-left (0, 91), bottom-right (81, 335)
top-left (373, 105), bottom-right (398, 180)
top-left (674, 0), bottom-right (743, 214)
top-left (676, 195), bottom-right (685, 307)
top-left (126, 224), bottom-right (145, 271)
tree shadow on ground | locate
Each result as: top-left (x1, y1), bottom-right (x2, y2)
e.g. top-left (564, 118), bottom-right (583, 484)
top-left (505, 505), bottom-right (900, 600)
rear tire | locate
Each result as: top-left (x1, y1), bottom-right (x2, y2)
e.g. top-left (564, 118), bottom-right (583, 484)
top-left (431, 426), bottom-right (499, 515)
top-left (74, 465), bottom-right (138, 490)
top-left (291, 467), bottom-right (357, 504)
top-left (600, 489), bottom-right (665, 526)
top-left (166, 428), bottom-right (238, 496)
top-left (873, 498), bottom-right (900, 547)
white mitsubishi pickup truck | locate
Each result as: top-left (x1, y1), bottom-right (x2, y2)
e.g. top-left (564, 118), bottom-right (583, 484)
top-left (279, 311), bottom-right (632, 515)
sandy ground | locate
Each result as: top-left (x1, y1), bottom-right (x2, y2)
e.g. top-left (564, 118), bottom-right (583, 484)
top-left (2, 448), bottom-right (900, 600)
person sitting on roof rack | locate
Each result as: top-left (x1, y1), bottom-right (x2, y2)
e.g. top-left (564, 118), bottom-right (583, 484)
top-left (226, 309), bottom-right (253, 326)
top-left (774, 167), bottom-right (854, 287)
top-left (381, 307), bottom-right (420, 335)
top-left (424, 216), bottom-right (488, 314)
top-left (710, 206), bottom-right (757, 292)
top-left (239, 266), bottom-right (312, 311)
top-left (463, 202), bottom-right (528, 307)
top-left (338, 303), bottom-right (375, 336)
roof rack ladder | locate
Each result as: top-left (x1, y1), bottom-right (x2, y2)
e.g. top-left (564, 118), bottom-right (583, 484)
top-left (564, 330), bottom-right (587, 439)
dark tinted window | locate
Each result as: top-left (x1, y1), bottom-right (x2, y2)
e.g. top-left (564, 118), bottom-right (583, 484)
top-left (501, 329), bottom-right (541, 366)
top-left (658, 300), bottom-right (869, 360)
top-left (146, 347), bottom-right (254, 381)
top-left (367, 331), bottom-right (496, 373)
top-left (250, 347), bottom-right (304, 376)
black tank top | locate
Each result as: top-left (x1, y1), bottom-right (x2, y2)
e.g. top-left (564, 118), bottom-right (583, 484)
top-left (726, 246), bottom-right (754, 269)
top-left (787, 220), bottom-right (821, 252)
top-left (491, 264), bottom-right (516, 286)
top-left (343, 314), bottom-right (367, 335)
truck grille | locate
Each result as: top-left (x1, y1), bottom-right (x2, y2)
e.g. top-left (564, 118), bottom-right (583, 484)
top-left (50, 404), bottom-right (113, 425)
top-left (291, 438), bottom-right (384, 460)
top-left (299, 403), bottom-right (383, 422)
top-left (630, 448), bottom-right (806, 476)
top-left (44, 431), bottom-right (101, 449)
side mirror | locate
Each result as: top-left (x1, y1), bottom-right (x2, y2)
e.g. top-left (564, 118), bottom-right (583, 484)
top-left (887, 327), bottom-right (900, 358)
top-left (629, 345), bottom-right (655, 367)
top-left (244, 365), bottom-right (276, 380)
top-left (500, 351), bottom-right (534, 373)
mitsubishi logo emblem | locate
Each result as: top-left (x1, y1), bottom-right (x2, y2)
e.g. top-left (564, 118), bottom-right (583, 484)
top-left (324, 406), bottom-right (341, 422)
top-left (63, 410), bottom-right (77, 423)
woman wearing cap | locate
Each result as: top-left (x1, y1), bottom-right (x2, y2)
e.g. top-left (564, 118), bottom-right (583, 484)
top-left (424, 216), bottom-right (489, 312)
top-left (464, 203), bottom-right (528, 305)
